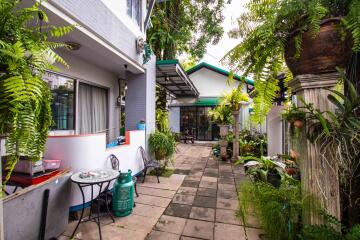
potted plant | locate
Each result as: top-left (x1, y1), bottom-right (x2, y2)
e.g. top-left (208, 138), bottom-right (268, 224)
top-left (208, 103), bottom-right (233, 136)
top-left (282, 105), bottom-right (306, 129)
top-left (137, 119), bottom-right (146, 130)
top-left (224, 0), bottom-right (359, 122)
top-left (237, 155), bottom-right (286, 187)
top-left (224, 87), bottom-right (250, 111)
top-left (148, 130), bottom-right (176, 163)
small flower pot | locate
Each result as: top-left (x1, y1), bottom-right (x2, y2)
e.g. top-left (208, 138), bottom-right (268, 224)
top-left (293, 120), bottom-right (303, 129)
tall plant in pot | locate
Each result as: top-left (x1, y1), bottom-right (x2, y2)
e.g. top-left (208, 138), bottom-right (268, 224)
top-left (0, 1), bottom-right (73, 181)
top-left (224, 0), bottom-right (360, 123)
top-left (208, 103), bottom-right (233, 160)
top-left (148, 130), bottom-right (176, 166)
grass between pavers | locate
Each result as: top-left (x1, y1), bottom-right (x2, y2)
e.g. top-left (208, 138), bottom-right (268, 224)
top-left (149, 168), bottom-right (175, 177)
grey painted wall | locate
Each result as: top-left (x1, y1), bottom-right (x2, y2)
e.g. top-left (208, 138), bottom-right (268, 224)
top-left (52, 0), bottom-right (142, 64)
top-left (3, 173), bottom-right (72, 240)
top-left (125, 56), bottom-right (156, 136)
top-left (169, 107), bottom-right (180, 133)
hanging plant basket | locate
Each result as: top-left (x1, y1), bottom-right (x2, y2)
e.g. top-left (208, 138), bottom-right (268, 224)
top-left (285, 18), bottom-right (352, 76)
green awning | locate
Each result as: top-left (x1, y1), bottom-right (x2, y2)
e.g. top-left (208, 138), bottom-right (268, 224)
top-left (194, 98), bottom-right (221, 106)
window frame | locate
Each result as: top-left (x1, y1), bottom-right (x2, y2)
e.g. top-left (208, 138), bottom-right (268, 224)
top-left (126, 0), bottom-right (142, 29)
top-left (44, 71), bottom-right (76, 131)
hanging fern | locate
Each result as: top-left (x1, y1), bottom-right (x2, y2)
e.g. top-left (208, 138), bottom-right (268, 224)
top-left (223, 0), bottom-right (358, 123)
top-left (0, 0), bottom-right (73, 182)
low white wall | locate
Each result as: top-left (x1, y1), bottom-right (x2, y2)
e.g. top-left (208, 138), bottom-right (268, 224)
top-left (267, 106), bottom-right (284, 156)
top-left (44, 130), bottom-right (145, 209)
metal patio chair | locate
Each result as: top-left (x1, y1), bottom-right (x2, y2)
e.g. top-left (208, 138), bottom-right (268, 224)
top-left (138, 146), bottom-right (161, 183)
top-left (109, 154), bottom-right (139, 197)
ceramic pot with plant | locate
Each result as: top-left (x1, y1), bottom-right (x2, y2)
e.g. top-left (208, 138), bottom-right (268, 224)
top-left (282, 105), bottom-right (306, 129)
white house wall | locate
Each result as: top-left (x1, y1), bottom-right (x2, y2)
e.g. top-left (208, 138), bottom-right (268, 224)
top-left (189, 68), bottom-right (242, 97)
top-left (266, 106), bottom-right (284, 156)
top-left (52, 49), bottom-right (120, 137)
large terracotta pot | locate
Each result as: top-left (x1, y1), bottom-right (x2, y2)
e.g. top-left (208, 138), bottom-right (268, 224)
top-left (285, 18), bottom-right (352, 76)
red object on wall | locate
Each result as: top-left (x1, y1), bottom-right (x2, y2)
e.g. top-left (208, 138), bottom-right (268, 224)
top-left (6, 170), bottom-right (63, 187)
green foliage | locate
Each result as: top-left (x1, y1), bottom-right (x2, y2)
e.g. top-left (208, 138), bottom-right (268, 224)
top-left (156, 108), bottom-right (169, 133)
top-left (282, 104), bottom-right (306, 123)
top-left (0, 0), bottom-right (72, 181)
top-left (149, 168), bottom-right (174, 177)
top-left (147, 0), bottom-right (230, 60)
top-left (148, 131), bottom-right (176, 162)
top-left (224, 0), bottom-right (359, 123)
top-left (239, 130), bottom-right (267, 157)
top-left (208, 103), bottom-right (233, 125)
top-left (238, 181), bottom-right (312, 240)
top-left (223, 87), bottom-right (250, 111)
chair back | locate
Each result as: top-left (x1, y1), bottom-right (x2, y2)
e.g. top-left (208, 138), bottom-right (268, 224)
top-left (138, 146), bottom-right (150, 166)
top-left (109, 154), bottom-right (119, 170)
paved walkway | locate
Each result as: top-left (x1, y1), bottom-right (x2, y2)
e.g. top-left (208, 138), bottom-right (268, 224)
top-left (60, 144), bottom-right (262, 240)
top-left (146, 144), bottom-right (262, 240)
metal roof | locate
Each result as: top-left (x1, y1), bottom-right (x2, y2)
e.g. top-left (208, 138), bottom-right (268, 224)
top-left (156, 60), bottom-right (199, 97)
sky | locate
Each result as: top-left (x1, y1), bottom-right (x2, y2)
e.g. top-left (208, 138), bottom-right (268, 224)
top-left (200, 0), bottom-right (248, 69)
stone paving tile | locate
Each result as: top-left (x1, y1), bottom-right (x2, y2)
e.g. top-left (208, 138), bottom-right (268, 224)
top-left (193, 196), bottom-right (217, 208)
top-left (112, 214), bottom-right (158, 233)
top-left (216, 198), bottom-right (238, 210)
top-left (189, 206), bottom-right (215, 221)
top-left (138, 186), bottom-right (176, 198)
top-left (214, 223), bottom-right (246, 240)
top-left (184, 175), bottom-right (202, 181)
top-left (101, 224), bottom-right (149, 240)
top-left (132, 203), bottom-right (166, 218)
top-left (155, 215), bottom-right (187, 235)
top-left (181, 180), bottom-right (200, 188)
top-left (218, 183), bottom-right (236, 192)
top-left (218, 177), bottom-right (235, 185)
top-left (203, 168), bottom-right (218, 177)
top-left (201, 176), bottom-right (218, 183)
top-left (146, 230), bottom-right (180, 240)
top-left (165, 203), bottom-right (192, 218)
top-left (188, 171), bottom-right (203, 177)
top-left (219, 172), bottom-right (234, 178)
top-left (217, 189), bottom-right (238, 200)
top-left (180, 237), bottom-right (199, 240)
top-left (172, 194), bottom-right (195, 205)
top-left (174, 169), bottom-right (191, 175)
top-left (182, 219), bottom-right (214, 240)
top-left (197, 187), bottom-right (217, 197)
top-left (135, 194), bottom-right (172, 208)
top-left (199, 181), bottom-right (217, 189)
top-left (177, 186), bottom-right (198, 195)
top-left (215, 209), bottom-right (241, 225)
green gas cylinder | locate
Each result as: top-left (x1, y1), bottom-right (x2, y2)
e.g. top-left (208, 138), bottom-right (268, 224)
top-left (112, 169), bottom-right (134, 217)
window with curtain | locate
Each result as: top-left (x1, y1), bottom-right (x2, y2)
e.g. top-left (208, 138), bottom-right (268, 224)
top-left (78, 83), bottom-right (108, 134)
top-left (43, 72), bottom-right (75, 130)
top-left (126, 0), bottom-right (141, 27)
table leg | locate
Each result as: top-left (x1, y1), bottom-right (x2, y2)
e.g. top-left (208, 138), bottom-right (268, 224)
top-left (96, 182), bottom-right (103, 240)
top-left (104, 181), bottom-right (115, 222)
top-left (88, 185), bottom-right (94, 220)
top-left (71, 184), bottom-right (85, 238)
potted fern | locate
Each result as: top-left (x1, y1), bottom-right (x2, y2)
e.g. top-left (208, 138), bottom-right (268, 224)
top-left (0, 1), bottom-right (73, 181)
top-left (282, 105), bottom-right (306, 129)
top-left (224, 87), bottom-right (250, 112)
top-left (208, 103), bottom-right (233, 136)
top-left (224, 0), bottom-right (359, 122)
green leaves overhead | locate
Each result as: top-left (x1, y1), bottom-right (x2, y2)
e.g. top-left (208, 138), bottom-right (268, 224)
top-left (223, 0), bottom-right (359, 123)
top-left (0, 0), bottom-right (72, 182)
top-left (147, 0), bottom-right (230, 60)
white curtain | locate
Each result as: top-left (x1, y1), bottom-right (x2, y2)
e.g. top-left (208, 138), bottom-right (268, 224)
top-left (78, 83), bottom-right (108, 134)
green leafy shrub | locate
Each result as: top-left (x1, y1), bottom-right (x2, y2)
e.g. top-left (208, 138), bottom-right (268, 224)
top-left (208, 103), bottom-right (233, 125)
top-left (239, 130), bottom-right (267, 157)
top-left (148, 131), bottom-right (176, 163)
top-left (0, 0), bottom-right (73, 181)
